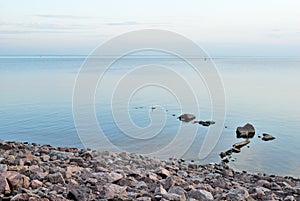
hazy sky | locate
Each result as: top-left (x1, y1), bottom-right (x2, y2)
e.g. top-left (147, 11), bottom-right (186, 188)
top-left (1, 0), bottom-right (300, 56)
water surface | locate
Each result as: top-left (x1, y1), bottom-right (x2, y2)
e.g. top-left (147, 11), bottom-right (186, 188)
top-left (0, 56), bottom-right (299, 177)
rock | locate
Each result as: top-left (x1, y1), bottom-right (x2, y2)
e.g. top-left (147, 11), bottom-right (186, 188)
top-left (168, 185), bottom-right (186, 198)
top-left (233, 140), bottom-right (250, 149)
top-left (136, 181), bottom-right (148, 190)
top-left (188, 189), bottom-right (214, 201)
top-left (66, 166), bottom-right (84, 179)
top-left (219, 152), bottom-right (226, 158)
top-left (69, 157), bottom-right (85, 166)
top-left (136, 197), bottom-right (152, 201)
top-left (156, 167), bottom-right (170, 178)
top-left (2, 171), bottom-right (30, 190)
top-left (0, 174), bottom-right (10, 195)
top-left (162, 192), bottom-right (185, 201)
top-left (226, 187), bottom-right (249, 201)
top-left (284, 195), bottom-right (296, 201)
top-left (262, 133), bottom-right (276, 141)
top-left (41, 155), bottom-right (50, 162)
top-left (178, 114), bottom-right (196, 122)
top-left (199, 121), bottom-right (215, 126)
top-left (106, 172), bottom-right (123, 183)
top-left (31, 179), bottom-right (43, 189)
top-left (103, 184), bottom-right (127, 199)
top-left (236, 123), bottom-right (255, 138)
top-left (231, 147), bottom-right (241, 153)
top-left (0, 164), bottom-right (7, 172)
top-left (155, 185), bottom-right (168, 195)
top-left (67, 187), bottom-right (91, 201)
top-left (10, 193), bottom-right (42, 201)
top-left (47, 172), bottom-right (65, 184)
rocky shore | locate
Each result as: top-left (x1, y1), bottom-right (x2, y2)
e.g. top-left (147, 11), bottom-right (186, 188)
top-left (0, 141), bottom-right (299, 201)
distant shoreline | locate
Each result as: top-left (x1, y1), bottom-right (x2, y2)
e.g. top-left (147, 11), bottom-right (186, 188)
top-left (0, 140), bottom-right (299, 200)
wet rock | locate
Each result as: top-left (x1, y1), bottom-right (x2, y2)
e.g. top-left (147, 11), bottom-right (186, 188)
top-left (233, 140), bottom-right (250, 149)
top-left (231, 147), bottom-right (241, 153)
top-left (199, 121), bottom-right (215, 126)
top-left (219, 152), bottom-right (226, 158)
top-left (178, 114), bottom-right (196, 122)
top-left (188, 189), bottom-right (214, 201)
top-left (236, 123), bottom-right (255, 138)
top-left (262, 133), bottom-right (276, 141)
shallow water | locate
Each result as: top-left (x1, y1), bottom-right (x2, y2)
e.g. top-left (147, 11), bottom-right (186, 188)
top-left (0, 56), bottom-right (299, 177)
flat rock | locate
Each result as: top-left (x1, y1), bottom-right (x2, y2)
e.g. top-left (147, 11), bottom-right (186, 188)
top-left (233, 140), bottom-right (250, 149)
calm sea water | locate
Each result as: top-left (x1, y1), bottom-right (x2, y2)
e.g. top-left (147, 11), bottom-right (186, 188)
top-left (0, 56), bottom-right (299, 177)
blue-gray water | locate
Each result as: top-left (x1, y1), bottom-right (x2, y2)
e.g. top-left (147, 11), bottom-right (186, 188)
top-left (0, 56), bottom-right (299, 177)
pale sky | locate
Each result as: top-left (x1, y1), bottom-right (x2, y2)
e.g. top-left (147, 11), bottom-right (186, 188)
top-left (1, 0), bottom-right (300, 56)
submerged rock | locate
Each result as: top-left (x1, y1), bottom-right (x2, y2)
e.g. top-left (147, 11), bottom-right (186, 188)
top-left (236, 123), bottom-right (255, 138)
top-left (262, 133), bottom-right (276, 141)
top-left (178, 114), bottom-right (196, 122)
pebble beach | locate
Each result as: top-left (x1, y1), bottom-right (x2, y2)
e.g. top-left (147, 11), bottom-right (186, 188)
top-left (0, 141), bottom-right (299, 201)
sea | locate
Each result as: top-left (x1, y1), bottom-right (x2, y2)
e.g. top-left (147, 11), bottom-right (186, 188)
top-left (0, 55), bottom-right (299, 177)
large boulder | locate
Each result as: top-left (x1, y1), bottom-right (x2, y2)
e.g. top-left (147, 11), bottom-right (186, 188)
top-left (178, 114), bottom-right (196, 122)
top-left (236, 123), bottom-right (255, 138)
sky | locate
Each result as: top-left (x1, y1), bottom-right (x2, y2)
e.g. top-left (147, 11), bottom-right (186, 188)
top-left (0, 0), bottom-right (300, 56)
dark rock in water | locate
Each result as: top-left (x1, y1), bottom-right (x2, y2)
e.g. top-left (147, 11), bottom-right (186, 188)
top-left (219, 152), bottom-right (226, 158)
top-left (231, 147), bottom-right (241, 153)
top-left (222, 158), bottom-right (230, 163)
top-left (236, 123), bottom-right (255, 138)
top-left (172, 114), bottom-right (176, 116)
top-left (178, 114), bottom-right (196, 122)
top-left (233, 140), bottom-right (250, 149)
top-left (262, 133), bottom-right (276, 141)
top-left (199, 121), bottom-right (215, 127)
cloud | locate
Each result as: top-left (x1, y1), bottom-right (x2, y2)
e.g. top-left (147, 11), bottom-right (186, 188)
top-left (35, 14), bottom-right (94, 19)
top-left (0, 30), bottom-right (74, 34)
top-left (105, 21), bottom-right (140, 26)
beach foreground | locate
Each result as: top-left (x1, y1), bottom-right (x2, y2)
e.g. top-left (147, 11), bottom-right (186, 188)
top-left (0, 141), bottom-right (299, 201)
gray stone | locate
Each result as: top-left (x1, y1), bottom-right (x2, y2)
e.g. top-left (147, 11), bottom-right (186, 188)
top-left (226, 187), bottom-right (249, 201)
top-left (188, 189), bottom-right (213, 201)
top-left (168, 185), bottom-right (186, 197)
